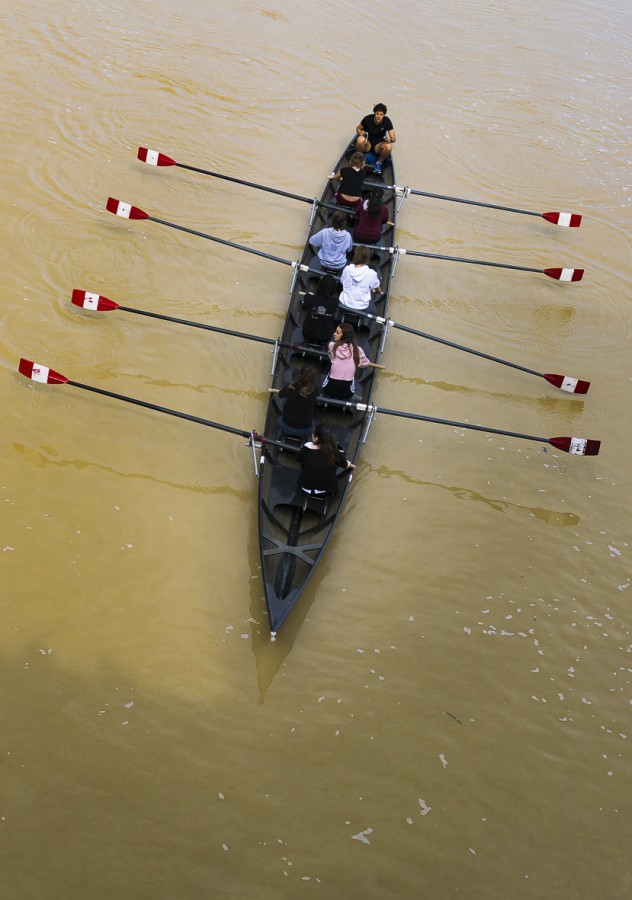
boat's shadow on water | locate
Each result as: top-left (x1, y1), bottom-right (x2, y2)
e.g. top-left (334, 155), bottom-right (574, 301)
top-left (245, 515), bottom-right (324, 704)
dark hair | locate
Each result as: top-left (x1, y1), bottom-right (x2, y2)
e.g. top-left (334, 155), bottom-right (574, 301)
top-left (352, 245), bottom-right (371, 266)
top-left (334, 322), bottom-right (360, 369)
top-left (330, 210), bottom-right (347, 230)
top-left (312, 423), bottom-right (339, 467)
top-left (373, 103), bottom-right (387, 114)
top-left (292, 364), bottom-right (317, 398)
top-left (316, 273), bottom-right (338, 297)
top-left (366, 188), bottom-right (385, 221)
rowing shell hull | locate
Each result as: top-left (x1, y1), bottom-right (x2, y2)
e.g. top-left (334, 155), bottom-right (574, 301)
top-left (257, 142), bottom-right (398, 636)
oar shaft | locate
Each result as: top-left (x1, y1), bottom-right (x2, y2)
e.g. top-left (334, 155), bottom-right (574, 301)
top-left (67, 380), bottom-right (252, 438)
top-left (118, 306), bottom-right (276, 347)
top-left (409, 189), bottom-right (539, 217)
top-left (117, 304), bottom-right (331, 359)
top-left (375, 405), bottom-right (548, 443)
top-left (174, 162), bottom-right (313, 205)
top-left (147, 216), bottom-right (295, 268)
top-left (401, 248), bottom-right (541, 275)
top-left (391, 322), bottom-right (543, 377)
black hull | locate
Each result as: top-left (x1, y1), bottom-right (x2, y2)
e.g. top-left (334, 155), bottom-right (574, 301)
top-left (257, 141), bottom-right (398, 636)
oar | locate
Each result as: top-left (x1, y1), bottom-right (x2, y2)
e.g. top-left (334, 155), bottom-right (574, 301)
top-left (71, 289), bottom-right (279, 347)
top-left (319, 398), bottom-right (600, 456)
top-left (17, 359), bottom-right (297, 452)
top-left (105, 198), bottom-right (309, 271)
top-left (138, 146), bottom-right (316, 205)
top-left (372, 180), bottom-right (582, 227)
top-left (71, 290), bottom-right (388, 371)
top-left (395, 246), bottom-right (583, 282)
top-left (69, 289), bottom-right (337, 366)
top-left (137, 148), bottom-right (581, 228)
top-left (362, 312), bottom-right (590, 394)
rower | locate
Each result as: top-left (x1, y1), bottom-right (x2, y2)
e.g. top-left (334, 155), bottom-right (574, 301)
top-left (354, 103), bottom-right (396, 175)
top-left (298, 424), bottom-right (355, 499)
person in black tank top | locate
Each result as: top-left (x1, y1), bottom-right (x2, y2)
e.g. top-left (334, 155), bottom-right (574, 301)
top-left (330, 152), bottom-right (366, 208)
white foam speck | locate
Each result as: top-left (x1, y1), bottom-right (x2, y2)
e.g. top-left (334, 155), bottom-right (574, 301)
top-left (351, 827), bottom-right (373, 844)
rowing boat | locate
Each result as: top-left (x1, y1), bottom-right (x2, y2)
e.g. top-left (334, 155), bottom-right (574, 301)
top-left (258, 142), bottom-right (399, 638)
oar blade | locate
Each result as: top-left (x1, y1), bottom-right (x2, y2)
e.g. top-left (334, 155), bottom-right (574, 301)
top-left (106, 197), bottom-right (148, 220)
top-left (548, 436), bottom-right (601, 456)
top-left (542, 211), bottom-right (582, 228)
top-left (544, 267), bottom-right (584, 282)
top-left (137, 147), bottom-right (176, 167)
top-left (18, 358), bottom-right (68, 385)
top-left (71, 289), bottom-right (119, 312)
top-left (543, 373), bottom-right (590, 394)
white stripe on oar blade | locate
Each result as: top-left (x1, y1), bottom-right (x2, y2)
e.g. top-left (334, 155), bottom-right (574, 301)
top-left (569, 438), bottom-right (589, 455)
top-left (109, 199), bottom-right (132, 218)
top-left (559, 268), bottom-right (577, 281)
top-left (143, 148), bottom-right (160, 166)
top-left (560, 376), bottom-right (579, 393)
top-left (30, 363), bottom-right (50, 383)
top-left (80, 291), bottom-right (100, 310)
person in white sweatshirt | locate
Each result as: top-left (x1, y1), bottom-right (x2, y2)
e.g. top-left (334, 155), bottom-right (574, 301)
top-left (338, 246), bottom-right (382, 310)
top-left (309, 211), bottom-right (353, 272)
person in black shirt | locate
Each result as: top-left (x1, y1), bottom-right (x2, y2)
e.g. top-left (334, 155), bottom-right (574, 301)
top-left (298, 423), bottom-right (355, 497)
top-left (302, 274), bottom-right (339, 345)
top-left (355, 103), bottom-right (396, 174)
top-left (330, 152), bottom-right (366, 207)
top-left (276, 365), bottom-right (318, 438)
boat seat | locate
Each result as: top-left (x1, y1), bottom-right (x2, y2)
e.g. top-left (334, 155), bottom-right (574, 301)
top-left (369, 247), bottom-right (389, 268)
top-left (337, 302), bottom-right (378, 329)
top-left (289, 326), bottom-right (329, 360)
top-left (308, 257), bottom-right (346, 277)
top-left (301, 492), bottom-right (329, 516)
top-left (326, 423), bottom-right (353, 452)
top-left (268, 463), bottom-right (302, 511)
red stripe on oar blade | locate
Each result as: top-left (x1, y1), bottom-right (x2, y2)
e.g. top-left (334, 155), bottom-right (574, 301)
top-left (542, 212), bottom-right (582, 227)
top-left (18, 358), bottom-right (68, 385)
top-left (549, 436), bottom-right (601, 456)
top-left (71, 289), bottom-right (119, 311)
top-left (137, 147), bottom-right (176, 167)
top-left (106, 197), bottom-right (148, 219)
top-left (544, 267), bottom-right (584, 282)
top-left (543, 373), bottom-right (590, 394)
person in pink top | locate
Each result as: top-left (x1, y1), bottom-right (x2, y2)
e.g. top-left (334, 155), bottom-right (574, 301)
top-left (322, 323), bottom-right (370, 400)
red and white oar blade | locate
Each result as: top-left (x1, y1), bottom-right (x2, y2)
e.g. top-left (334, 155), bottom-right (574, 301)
top-left (543, 373), bottom-right (590, 394)
top-left (71, 289), bottom-right (119, 312)
top-left (137, 147), bottom-right (176, 167)
top-left (544, 267), bottom-right (584, 282)
top-left (18, 358), bottom-right (68, 385)
top-left (106, 197), bottom-right (148, 219)
top-left (542, 211), bottom-right (582, 228)
top-left (548, 436), bottom-right (601, 456)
